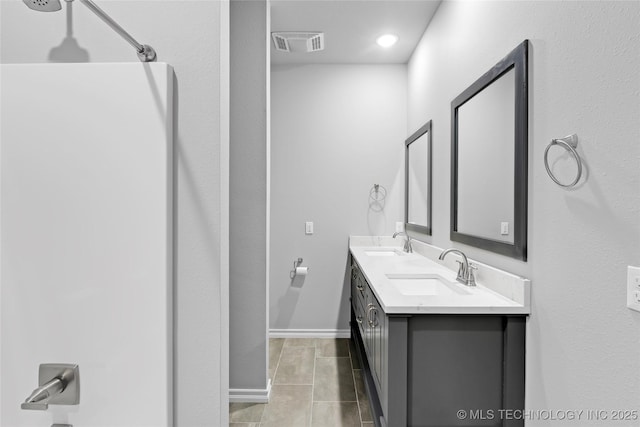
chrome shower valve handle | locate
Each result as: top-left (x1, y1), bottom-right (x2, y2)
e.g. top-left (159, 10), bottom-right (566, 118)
top-left (21, 377), bottom-right (66, 410)
top-left (21, 364), bottom-right (80, 411)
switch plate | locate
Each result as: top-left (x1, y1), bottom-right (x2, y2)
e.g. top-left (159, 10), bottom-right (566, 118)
top-left (395, 222), bottom-right (404, 233)
top-left (500, 222), bottom-right (509, 235)
top-left (305, 221), bottom-right (313, 235)
top-left (627, 266), bottom-right (640, 312)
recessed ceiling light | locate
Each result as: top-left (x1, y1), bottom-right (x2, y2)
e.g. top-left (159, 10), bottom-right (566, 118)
top-left (376, 34), bottom-right (398, 48)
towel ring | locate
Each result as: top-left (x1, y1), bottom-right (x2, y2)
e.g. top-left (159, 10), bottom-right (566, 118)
top-left (369, 184), bottom-right (387, 202)
top-left (544, 134), bottom-right (582, 188)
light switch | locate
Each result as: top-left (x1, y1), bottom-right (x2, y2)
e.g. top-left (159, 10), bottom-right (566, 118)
top-left (305, 221), bottom-right (313, 235)
top-left (500, 222), bottom-right (509, 235)
top-left (627, 266), bottom-right (640, 312)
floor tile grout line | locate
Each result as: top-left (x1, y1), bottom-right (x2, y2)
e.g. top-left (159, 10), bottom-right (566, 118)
top-left (348, 337), bottom-right (366, 425)
top-left (310, 339), bottom-right (318, 427)
top-left (269, 339), bottom-right (284, 384)
top-left (315, 356), bottom-right (351, 359)
top-left (273, 339), bottom-right (284, 377)
top-left (269, 382), bottom-right (314, 385)
top-left (261, 338), bottom-right (285, 423)
top-left (259, 402), bottom-right (266, 425)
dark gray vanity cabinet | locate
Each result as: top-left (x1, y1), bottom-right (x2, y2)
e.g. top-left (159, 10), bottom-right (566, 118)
top-left (350, 258), bottom-right (526, 427)
top-left (352, 262), bottom-right (386, 395)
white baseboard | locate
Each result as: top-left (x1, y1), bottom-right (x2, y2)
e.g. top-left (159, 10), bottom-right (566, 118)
top-left (269, 329), bottom-right (351, 339)
top-left (229, 379), bottom-right (272, 403)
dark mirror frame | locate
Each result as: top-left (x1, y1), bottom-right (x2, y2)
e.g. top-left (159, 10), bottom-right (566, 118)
top-left (450, 40), bottom-right (528, 260)
top-left (405, 120), bottom-right (432, 236)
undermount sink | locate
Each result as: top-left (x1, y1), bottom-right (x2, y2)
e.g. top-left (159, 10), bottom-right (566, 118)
top-left (364, 248), bottom-right (405, 257)
top-left (385, 273), bottom-right (470, 296)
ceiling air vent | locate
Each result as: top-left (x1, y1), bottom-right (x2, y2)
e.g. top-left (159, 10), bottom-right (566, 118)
top-left (272, 33), bottom-right (290, 52)
top-left (271, 32), bottom-right (325, 53)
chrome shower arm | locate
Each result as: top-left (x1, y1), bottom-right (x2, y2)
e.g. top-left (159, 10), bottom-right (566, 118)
top-left (78, 0), bottom-right (156, 62)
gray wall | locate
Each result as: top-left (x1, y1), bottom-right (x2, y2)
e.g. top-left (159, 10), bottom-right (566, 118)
top-left (0, 1), bottom-right (230, 425)
top-left (270, 64), bottom-right (406, 333)
top-left (407, 1), bottom-right (640, 422)
top-left (230, 0), bottom-right (269, 394)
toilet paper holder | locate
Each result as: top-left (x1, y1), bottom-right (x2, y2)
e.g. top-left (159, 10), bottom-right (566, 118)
top-left (290, 258), bottom-right (304, 279)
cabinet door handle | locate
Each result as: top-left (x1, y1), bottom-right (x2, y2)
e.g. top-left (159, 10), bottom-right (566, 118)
top-left (371, 307), bottom-right (378, 328)
top-left (367, 304), bottom-right (375, 326)
top-left (356, 315), bottom-right (363, 324)
top-left (357, 283), bottom-right (364, 291)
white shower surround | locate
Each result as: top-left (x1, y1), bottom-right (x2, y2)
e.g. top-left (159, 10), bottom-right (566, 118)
top-left (0, 63), bottom-right (173, 426)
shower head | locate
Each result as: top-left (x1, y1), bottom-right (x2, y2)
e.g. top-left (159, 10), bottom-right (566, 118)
top-left (22, 0), bottom-right (156, 62)
top-left (23, 0), bottom-right (62, 12)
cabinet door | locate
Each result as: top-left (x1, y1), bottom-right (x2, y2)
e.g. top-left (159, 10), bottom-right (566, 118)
top-left (362, 285), bottom-right (377, 364)
top-left (350, 265), bottom-right (359, 310)
top-left (370, 294), bottom-right (385, 396)
top-left (356, 270), bottom-right (366, 306)
top-left (353, 292), bottom-right (365, 337)
top-left (364, 290), bottom-right (375, 360)
top-left (350, 263), bottom-right (359, 301)
top-left (351, 263), bottom-right (366, 313)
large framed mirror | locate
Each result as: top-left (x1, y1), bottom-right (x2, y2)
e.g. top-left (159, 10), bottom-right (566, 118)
top-left (451, 40), bottom-right (528, 260)
top-left (405, 120), bottom-right (432, 235)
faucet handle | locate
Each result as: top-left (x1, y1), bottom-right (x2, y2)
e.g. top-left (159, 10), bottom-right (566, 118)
top-left (455, 260), bottom-right (467, 282)
top-left (468, 263), bottom-right (478, 286)
top-left (21, 402), bottom-right (48, 410)
top-left (404, 236), bottom-right (413, 253)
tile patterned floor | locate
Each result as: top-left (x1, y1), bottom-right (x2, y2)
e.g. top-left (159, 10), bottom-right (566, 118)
top-left (230, 338), bottom-right (374, 427)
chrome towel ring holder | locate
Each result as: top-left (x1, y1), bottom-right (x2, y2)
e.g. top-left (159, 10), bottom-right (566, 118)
top-left (369, 184), bottom-right (387, 202)
top-left (544, 134), bottom-right (582, 188)
top-left (368, 184), bottom-right (387, 212)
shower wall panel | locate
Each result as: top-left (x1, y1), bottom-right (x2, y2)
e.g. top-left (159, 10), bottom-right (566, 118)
top-left (0, 63), bottom-right (173, 426)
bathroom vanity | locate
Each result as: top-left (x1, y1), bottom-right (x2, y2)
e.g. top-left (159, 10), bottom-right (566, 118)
top-left (349, 237), bottom-right (530, 427)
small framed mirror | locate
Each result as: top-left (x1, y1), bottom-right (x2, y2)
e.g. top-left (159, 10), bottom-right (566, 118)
top-left (405, 120), bottom-right (432, 236)
top-left (451, 40), bottom-right (528, 260)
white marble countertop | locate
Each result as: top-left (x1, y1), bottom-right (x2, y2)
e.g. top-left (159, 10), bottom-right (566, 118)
top-left (349, 237), bottom-right (530, 315)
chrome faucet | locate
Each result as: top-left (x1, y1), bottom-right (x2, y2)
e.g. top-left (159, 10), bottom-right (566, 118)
top-left (438, 248), bottom-right (477, 286)
top-left (392, 231), bottom-right (413, 253)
